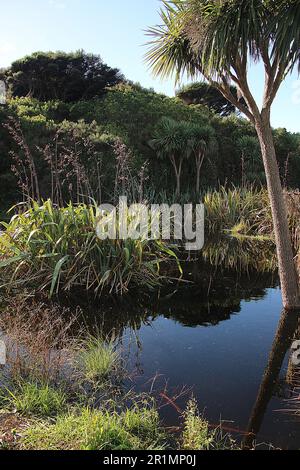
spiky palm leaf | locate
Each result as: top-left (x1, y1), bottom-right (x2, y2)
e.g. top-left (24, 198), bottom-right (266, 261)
top-left (272, 0), bottom-right (300, 73)
top-left (188, 123), bottom-right (215, 156)
top-left (146, 0), bottom-right (300, 81)
top-left (186, 0), bottom-right (271, 74)
top-left (145, 0), bottom-right (201, 82)
top-left (149, 117), bottom-right (194, 160)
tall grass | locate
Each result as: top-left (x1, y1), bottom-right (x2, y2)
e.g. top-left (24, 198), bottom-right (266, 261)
top-left (204, 186), bottom-right (273, 236)
top-left (76, 336), bottom-right (120, 382)
top-left (0, 200), bottom-right (179, 297)
top-left (0, 295), bottom-right (78, 383)
top-left (1, 381), bottom-right (67, 418)
top-left (1, 188), bottom-right (299, 298)
top-left (204, 187), bottom-right (300, 251)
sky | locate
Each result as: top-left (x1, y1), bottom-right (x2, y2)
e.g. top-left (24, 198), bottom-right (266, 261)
top-left (0, 0), bottom-right (299, 132)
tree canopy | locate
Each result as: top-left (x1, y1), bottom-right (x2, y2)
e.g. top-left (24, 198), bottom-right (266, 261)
top-left (176, 82), bottom-right (242, 116)
top-left (149, 117), bottom-right (194, 195)
top-left (3, 51), bottom-right (124, 102)
top-left (146, 0), bottom-right (300, 123)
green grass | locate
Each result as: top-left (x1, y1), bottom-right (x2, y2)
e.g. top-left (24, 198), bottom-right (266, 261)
top-left (181, 399), bottom-right (238, 451)
top-left (0, 200), bottom-right (180, 297)
top-left (21, 406), bottom-right (167, 451)
top-left (122, 404), bottom-right (163, 442)
top-left (182, 399), bottom-right (214, 451)
top-left (1, 381), bottom-right (67, 418)
top-left (77, 336), bottom-right (120, 382)
top-left (204, 186), bottom-right (273, 236)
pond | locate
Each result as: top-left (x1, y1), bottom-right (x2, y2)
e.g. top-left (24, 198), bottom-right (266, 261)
top-left (2, 237), bottom-right (300, 449)
top-left (80, 240), bottom-right (300, 450)
top-left (120, 287), bottom-right (300, 450)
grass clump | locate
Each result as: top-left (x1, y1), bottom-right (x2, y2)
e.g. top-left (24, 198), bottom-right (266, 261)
top-left (1, 381), bottom-right (67, 418)
top-left (204, 186), bottom-right (272, 237)
top-left (181, 399), bottom-right (238, 451)
top-left (77, 336), bottom-right (120, 382)
top-left (21, 406), bottom-right (166, 451)
top-left (122, 404), bottom-right (163, 447)
top-left (0, 200), bottom-right (179, 297)
top-left (182, 399), bottom-right (214, 450)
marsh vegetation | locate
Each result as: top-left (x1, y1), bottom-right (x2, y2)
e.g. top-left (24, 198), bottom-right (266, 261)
top-left (1, 3), bottom-right (300, 448)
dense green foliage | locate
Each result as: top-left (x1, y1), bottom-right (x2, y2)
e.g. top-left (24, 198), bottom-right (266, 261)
top-left (69, 82), bottom-right (214, 190)
top-left (176, 82), bottom-right (243, 116)
top-left (1, 51), bottom-right (124, 102)
top-left (1, 82), bottom-right (300, 215)
top-left (0, 200), bottom-right (179, 297)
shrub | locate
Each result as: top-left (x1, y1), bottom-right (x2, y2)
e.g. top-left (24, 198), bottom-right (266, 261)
top-left (182, 399), bottom-right (214, 451)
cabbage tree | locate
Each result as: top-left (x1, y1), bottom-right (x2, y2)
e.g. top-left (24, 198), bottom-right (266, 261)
top-left (149, 117), bottom-right (192, 196)
top-left (188, 123), bottom-right (215, 193)
top-left (146, 0), bottom-right (300, 309)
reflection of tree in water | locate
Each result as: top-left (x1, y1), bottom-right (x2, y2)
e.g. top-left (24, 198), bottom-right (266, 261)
top-left (70, 260), bottom-right (277, 338)
top-left (284, 320), bottom-right (300, 416)
top-left (262, 317), bottom-right (300, 404)
top-left (61, 237), bottom-right (278, 337)
top-left (154, 272), bottom-right (276, 328)
top-left (243, 309), bottom-right (300, 449)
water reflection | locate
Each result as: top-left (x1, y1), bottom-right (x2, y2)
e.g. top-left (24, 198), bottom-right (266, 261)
top-left (64, 236), bottom-right (278, 336)
top-left (74, 268), bottom-right (278, 337)
top-left (244, 309), bottom-right (300, 449)
top-left (200, 236), bottom-right (277, 273)
top-left (43, 238), bottom-right (300, 447)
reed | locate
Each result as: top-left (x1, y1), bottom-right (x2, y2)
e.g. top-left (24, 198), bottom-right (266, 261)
top-left (203, 186), bottom-right (273, 236)
top-left (0, 200), bottom-right (179, 297)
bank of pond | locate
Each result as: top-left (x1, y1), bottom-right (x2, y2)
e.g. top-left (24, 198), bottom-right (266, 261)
top-left (0, 192), bottom-right (299, 450)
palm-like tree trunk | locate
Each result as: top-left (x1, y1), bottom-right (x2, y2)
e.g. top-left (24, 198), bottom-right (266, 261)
top-left (170, 154), bottom-right (182, 197)
top-left (216, 67), bottom-right (300, 310)
top-left (255, 113), bottom-right (300, 309)
top-left (195, 151), bottom-right (205, 194)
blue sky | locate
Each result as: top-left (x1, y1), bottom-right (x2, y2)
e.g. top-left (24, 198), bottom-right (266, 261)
top-left (0, 0), bottom-right (299, 132)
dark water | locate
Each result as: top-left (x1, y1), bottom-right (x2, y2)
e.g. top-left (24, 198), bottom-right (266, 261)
top-left (5, 236), bottom-right (297, 449)
top-left (83, 245), bottom-right (300, 450)
top-left (119, 287), bottom-right (300, 449)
